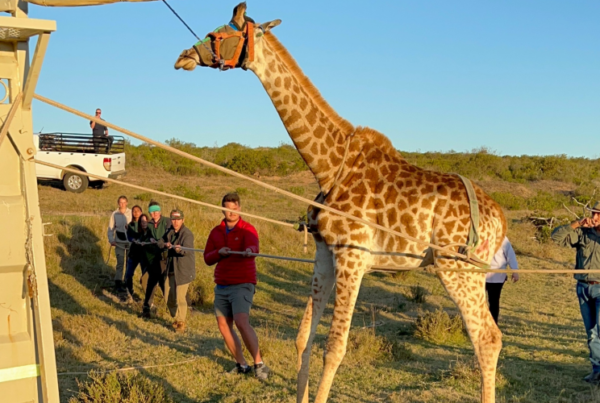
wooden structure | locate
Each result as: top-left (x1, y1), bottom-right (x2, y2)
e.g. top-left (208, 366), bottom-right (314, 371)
top-left (0, 1), bottom-right (155, 402)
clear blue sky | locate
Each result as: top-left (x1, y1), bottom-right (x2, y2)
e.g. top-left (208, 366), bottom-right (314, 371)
top-left (29, 1), bottom-right (599, 157)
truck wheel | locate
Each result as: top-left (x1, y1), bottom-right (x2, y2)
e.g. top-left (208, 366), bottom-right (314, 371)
top-left (63, 171), bottom-right (88, 193)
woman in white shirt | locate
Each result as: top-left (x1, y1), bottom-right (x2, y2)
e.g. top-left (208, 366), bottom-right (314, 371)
top-left (486, 236), bottom-right (520, 325)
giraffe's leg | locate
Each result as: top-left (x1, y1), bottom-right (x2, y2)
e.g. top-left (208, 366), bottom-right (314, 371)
top-left (437, 262), bottom-right (502, 403)
top-left (296, 237), bottom-right (335, 403)
top-left (314, 249), bottom-right (368, 403)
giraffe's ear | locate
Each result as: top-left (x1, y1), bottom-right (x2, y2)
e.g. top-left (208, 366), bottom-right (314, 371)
top-left (231, 2), bottom-right (247, 29)
top-left (260, 19), bottom-right (282, 33)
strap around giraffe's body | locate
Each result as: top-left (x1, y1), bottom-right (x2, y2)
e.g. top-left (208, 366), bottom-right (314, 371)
top-left (455, 174), bottom-right (491, 269)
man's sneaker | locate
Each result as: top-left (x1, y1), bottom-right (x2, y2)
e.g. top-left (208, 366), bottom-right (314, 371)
top-left (229, 363), bottom-right (252, 375)
top-left (254, 363), bottom-right (270, 380)
top-left (139, 309), bottom-right (151, 319)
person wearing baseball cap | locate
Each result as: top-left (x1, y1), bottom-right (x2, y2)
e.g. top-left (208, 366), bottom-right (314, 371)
top-left (141, 200), bottom-right (171, 318)
top-left (552, 201), bottom-right (600, 383)
top-left (157, 208), bottom-right (195, 333)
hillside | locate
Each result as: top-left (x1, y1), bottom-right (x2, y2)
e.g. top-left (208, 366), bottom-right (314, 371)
top-left (40, 145), bottom-right (600, 402)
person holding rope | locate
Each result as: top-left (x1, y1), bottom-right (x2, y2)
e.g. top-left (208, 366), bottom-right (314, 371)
top-left (485, 236), bottom-right (519, 325)
top-left (552, 202), bottom-right (600, 384)
top-left (141, 200), bottom-right (171, 318)
top-left (156, 209), bottom-right (195, 334)
top-left (125, 207), bottom-right (145, 300)
top-left (203, 192), bottom-right (270, 379)
top-left (107, 195), bottom-right (131, 299)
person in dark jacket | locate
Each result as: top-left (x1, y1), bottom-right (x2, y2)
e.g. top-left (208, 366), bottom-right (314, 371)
top-left (125, 206), bottom-right (144, 299)
top-left (552, 201), bottom-right (600, 384)
top-left (203, 192), bottom-right (269, 380)
top-left (141, 200), bottom-right (172, 318)
top-left (157, 209), bottom-right (195, 333)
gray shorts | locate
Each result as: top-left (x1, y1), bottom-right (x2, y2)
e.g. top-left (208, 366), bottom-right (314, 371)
top-left (214, 283), bottom-right (255, 318)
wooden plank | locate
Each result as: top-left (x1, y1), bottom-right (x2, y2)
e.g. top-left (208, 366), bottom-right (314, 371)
top-left (22, 32), bottom-right (49, 110)
top-left (0, 91), bottom-right (22, 149)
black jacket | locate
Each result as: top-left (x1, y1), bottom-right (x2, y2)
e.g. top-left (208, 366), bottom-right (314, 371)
top-left (158, 225), bottom-right (196, 285)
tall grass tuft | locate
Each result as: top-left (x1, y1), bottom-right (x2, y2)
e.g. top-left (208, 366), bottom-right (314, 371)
top-left (344, 328), bottom-right (392, 365)
top-left (442, 357), bottom-right (508, 392)
top-left (414, 309), bottom-right (468, 345)
top-left (69, 370), bottom-right (173, 403)
top-left (186, 274), bottom-right (214, 309)
top-left (409, 285), bottom-right (427, 304)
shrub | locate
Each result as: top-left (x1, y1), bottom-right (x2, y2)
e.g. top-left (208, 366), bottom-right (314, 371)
top-left (390, 341), bottom-right (414, 361)
top-left (69, 370), bottom-right (173, 403)
top-left (409, 285), bottom-right (427, 304)
top-left (344, 328), bottom-right (392, 365)
top-left (491, 192), bottom-right (524, 211)
top-left (414, 309), bottom-right (467, 345)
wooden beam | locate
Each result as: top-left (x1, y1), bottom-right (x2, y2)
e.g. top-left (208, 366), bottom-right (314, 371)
top-left (22, 32), bottom-right (49, 110)
top-left (0, 91), bottom-right (22, 148)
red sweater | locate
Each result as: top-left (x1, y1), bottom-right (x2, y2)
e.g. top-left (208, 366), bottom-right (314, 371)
top-left (203, 218), bottom-right (259, 285)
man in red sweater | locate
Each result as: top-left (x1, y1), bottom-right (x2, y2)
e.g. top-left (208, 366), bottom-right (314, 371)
top-left (203, 192), bottom-right (270, 380)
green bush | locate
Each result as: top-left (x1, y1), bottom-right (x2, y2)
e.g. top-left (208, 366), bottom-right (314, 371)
top-left (69, 370), bottom-right (173, 403)
top-left (491, 192), bottom-right (524, 210)
top-left (127, 141), bottom-right (308, 177)
top-left (401, 149), bottom-right (600, 185)
top-left (345, 328), bottom-right (392, 365)
top-left (414, 309), bottom-right (468, 345)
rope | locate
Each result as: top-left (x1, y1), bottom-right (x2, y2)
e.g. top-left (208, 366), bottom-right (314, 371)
top-left (161, 0), bottom-right (218, 64)
top-left (173, 246), bottom-right (315, 264)
top-left (34, 160), bottom-right (296, 230)
top-left (149, 242), bottom-right (600, 275)
top-left (161, 0), bottom-right (201, 41)
top-left (57, 357), bottom-right (199, 377)
top-left (32, 94), bottom-right (481, 267)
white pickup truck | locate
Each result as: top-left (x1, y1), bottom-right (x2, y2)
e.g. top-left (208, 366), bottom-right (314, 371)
top-left (34, 132), bottom-right (127, 193)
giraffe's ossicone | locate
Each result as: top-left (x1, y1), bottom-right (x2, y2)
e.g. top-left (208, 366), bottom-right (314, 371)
top-left (175, 3), bottom-right (507, 403)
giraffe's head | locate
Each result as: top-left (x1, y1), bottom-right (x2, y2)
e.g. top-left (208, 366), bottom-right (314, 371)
top-left (174, 2), bottom-right (281, 72)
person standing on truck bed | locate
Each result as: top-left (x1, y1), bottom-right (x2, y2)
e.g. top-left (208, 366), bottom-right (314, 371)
top-left (90, 108), bottom-right (112, 153)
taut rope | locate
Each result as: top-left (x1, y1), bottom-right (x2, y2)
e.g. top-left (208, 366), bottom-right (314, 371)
top-left (32, 94), bottom-right (486, 268)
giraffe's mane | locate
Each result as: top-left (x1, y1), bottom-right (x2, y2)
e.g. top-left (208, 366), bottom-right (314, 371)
top-left (264, 32), bottom-right (354, 136)
top-left (353, 126), bottom-right (403, 158)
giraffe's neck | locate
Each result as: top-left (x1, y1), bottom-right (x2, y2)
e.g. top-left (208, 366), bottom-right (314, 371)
top-left (247, 32), bottom-right (355, 193)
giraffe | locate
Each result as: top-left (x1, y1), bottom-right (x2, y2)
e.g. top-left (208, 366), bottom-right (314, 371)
top-left (174, 3), bottom-right (507, 402)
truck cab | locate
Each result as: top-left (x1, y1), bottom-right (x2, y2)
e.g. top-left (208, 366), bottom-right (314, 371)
top-left (34, 132), bottom-right (127, 192)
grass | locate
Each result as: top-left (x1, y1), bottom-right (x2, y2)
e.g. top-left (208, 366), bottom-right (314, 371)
top-left (38, 159), bottom-right (600, 402)
top-left (69, 371), bottom-right (174, 403)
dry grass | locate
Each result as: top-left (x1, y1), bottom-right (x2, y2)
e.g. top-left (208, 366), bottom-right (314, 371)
top-left (38, 166), bottom-right (600, 402)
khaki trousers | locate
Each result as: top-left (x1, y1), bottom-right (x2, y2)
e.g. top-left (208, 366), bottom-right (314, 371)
top-left (164, 273), bottom-right (190, 323)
